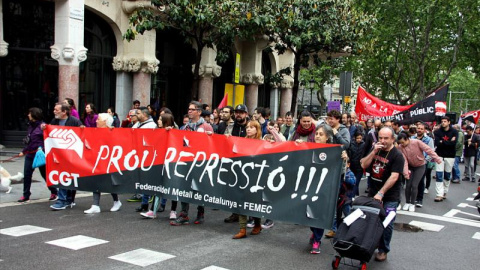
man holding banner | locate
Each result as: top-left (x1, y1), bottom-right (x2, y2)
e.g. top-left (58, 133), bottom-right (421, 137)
top-left (171, 101), bottom-right (213, 226)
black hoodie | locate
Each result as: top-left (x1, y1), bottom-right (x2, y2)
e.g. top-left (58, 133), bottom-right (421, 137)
top-left (433, 125), bottom-right (458, 158)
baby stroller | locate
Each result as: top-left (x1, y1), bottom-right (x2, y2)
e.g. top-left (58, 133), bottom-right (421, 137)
top-left (331, 196), bottom-right (387, 270)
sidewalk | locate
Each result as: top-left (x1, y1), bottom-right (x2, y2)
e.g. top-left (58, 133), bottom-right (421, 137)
top-left (0, 146), bottom-right (89, 204)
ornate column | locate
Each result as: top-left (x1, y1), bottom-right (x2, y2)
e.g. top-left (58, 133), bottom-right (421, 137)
top-left (269, 83), bottom-right (280, 119)
top-left (0, 0), bottom-right (8, 57)
top-left (242, 73), bottom-right (264, 114)
top-left (198, 64), bottom-right (221, 107)
top-left (50, 0), bottom-right (88, 107)
top-left (118, 1), bottom-right (159, 108)
top-left (112, 55), bottom-right (159, 108)
top-left (192, 47), bottom-right (221, 107)
top-left (280, 77), bottom-right (294, 117)
top-left (239, 38), bottom-right (268, 114)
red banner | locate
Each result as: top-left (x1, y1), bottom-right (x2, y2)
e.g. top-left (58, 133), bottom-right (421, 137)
top-left (44, 126), bottom-right (344, 228)
top-left (355, 86), bottom-right (413, 121)
top-left (461, 110), bottom-right (480, 124)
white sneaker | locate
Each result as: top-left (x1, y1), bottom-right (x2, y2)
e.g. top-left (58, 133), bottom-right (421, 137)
top-left (402, 203), bottom-right (410, 211)
top-left (169, 211), bottom-right (177, 220)
top-left (397, 204), bottom-right (402, 211)
top-left (408, 204), bottom-right (416, 212)
top-left (110, 201), bottom-right (122, 212)
top-left (84, 205), bottom-right (101, 214)
top-left (424, 188), bottom-right (429, 194)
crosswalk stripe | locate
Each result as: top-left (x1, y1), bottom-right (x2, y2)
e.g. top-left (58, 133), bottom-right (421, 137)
top-left (109, 248), bottom-right (175, 267)
top-left (398, 211), bottom-right (480, 228)
top-left (46, 235), bottom-right (109, 250)
top-left (409, 221), bottom-right (444, 232)
top-left (0, 225), bottom-right (51, 237)
top-left (201, 266), bottom-right (230, 270)
top-left (473, 232), bottom-right (480, 240)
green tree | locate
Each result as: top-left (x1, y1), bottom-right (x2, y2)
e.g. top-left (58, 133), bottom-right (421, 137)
top-left (124, 0), bottom-right (238, 100)
top-left (243, 0), bottom-right (371, 113)
top-left (299, 58), bottom-right (347, 115)
top-left (447, 68), bottom-right (480, 114)
top-left (351, 0), bottom-right (479, 104)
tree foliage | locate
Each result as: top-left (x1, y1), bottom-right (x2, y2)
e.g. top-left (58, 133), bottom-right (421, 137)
top-left (124, 0), bottom-right (239, 99)
top-left (124, 0), bottom-right (371, 111)
top-left (350, 0), bottom-right (480, 105)
top-left (236, 0), bottom-right (372, 113)
top-left (447, 68), bottom-right (480, 114)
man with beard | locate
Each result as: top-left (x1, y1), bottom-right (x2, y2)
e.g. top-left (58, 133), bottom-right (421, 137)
top-left (413, 122), bottom-right (435, 206)
top-left (216, 106), bottom-right (234, 135)
top-left (433, 116), bottom-right (458, 202)
top-left (47, 103), bottom-right (83, 210)
top-left (223, 104), bottom-right (250, 223)
top-left (170, 101), bottom-right (213, 226)
top-left (361, 127), bottom-right (405, 262)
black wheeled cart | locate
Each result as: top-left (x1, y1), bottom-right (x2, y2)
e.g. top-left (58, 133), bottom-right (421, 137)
top-left (331, 197), bottom-right (387, 270)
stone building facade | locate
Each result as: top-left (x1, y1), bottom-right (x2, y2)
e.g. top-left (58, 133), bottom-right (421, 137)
top-left (0, 0), bottom-right (295, 145)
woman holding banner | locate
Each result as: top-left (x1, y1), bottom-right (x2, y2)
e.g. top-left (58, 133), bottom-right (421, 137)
top-left (141, 113), bottom-right (179, 219)
top-left (232, 120), bottom-right (283, 239)
top-left (84, 113), bottom-right (122, 214)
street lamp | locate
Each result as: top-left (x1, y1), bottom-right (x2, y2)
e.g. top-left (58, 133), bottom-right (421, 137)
top-left (309, 79), bottom-right (315, 112)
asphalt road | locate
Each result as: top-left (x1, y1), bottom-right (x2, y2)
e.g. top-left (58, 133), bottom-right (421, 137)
top-left (1, 153), bottom-right (479, 270)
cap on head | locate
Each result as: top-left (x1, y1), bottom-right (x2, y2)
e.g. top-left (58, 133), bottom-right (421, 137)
top-left (234, 104), bottom-right (248, 113)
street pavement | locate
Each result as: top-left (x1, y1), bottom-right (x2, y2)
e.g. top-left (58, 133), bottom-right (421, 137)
top-left (1, 147), bottom-right (479, 270)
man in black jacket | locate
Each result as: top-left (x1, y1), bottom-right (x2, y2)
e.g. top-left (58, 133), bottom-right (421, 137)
top-left (433, 116), bottom-right (458, 202)
top-left (46, 103), bottom-right (84, 210)
top-left (224, 104), bottom-right (248, 223)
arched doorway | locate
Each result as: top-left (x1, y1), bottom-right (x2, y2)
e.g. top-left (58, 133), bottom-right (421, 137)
top-left (79, 8), bottom-right (117, 115)
top-left (152, 29), bottom-right (195, 123)
top-left (258, 50), bottom-right (272, 108)
top-left (0, 0), bottom-right (57, 145)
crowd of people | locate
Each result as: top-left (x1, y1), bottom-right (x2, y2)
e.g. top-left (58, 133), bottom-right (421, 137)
top-left (17, 98), bottom-right (480, 261)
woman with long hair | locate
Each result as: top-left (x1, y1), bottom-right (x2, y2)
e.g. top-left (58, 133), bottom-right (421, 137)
top-left (64, 98), bottom-right (79, 119)
top-left (82, 103), bottom-right (98, 127)
top-left (18, 107), bottom-right (57, 202)
top-left (232, 120), bottom-right (284, 239)
top-left (232, 120), bottom-right (263, 239)
top-left (107, 107), bottom-right (120, 128)
top-left (141, 113), bottom-right (178, 219)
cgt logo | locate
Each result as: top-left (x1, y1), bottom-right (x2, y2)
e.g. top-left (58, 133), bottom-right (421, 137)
top-left (45, 128), bottom-right (83, 158)
top-left (48, 170), bottom-right (79, 187)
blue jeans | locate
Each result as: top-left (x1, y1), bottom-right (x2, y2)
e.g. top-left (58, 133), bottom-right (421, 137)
top-left (141, 194), bottom-right (150, 205)
top-left (56, 188), bottom-right (75, 205)
top-left (353, 171), bottom-right (363, 196)
top-left (332, 204), bottom-right (352, 232)
top-left (310, 227), bottom-right (324, 243)
top-left (379, 201), bottom-right (399, 254)
top-left (452, 156), bottom-right (461, 180)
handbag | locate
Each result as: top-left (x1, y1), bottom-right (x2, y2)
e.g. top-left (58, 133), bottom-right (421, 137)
top-left (32, 147), bottom-right (46, 169)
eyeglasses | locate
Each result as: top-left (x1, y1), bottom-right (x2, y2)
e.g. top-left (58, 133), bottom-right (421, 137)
top-left (129, 115), bottom-right (136, 117)
top-left (188, 108), bottom-right (199, 111)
